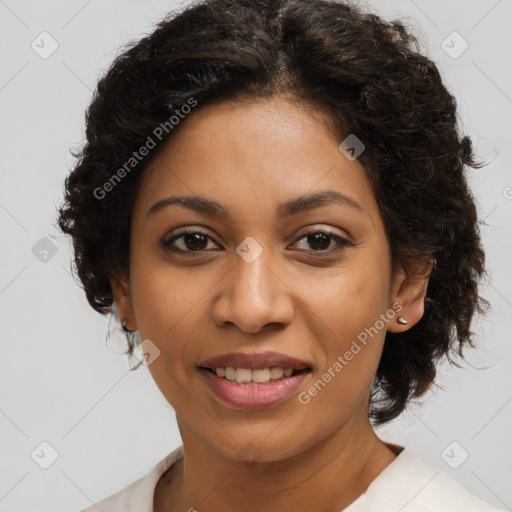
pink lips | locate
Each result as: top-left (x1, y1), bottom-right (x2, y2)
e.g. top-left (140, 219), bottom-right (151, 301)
top-left (200, 368), bottom-right (310, 409)
top-left (198, 351), bottom-right (312, 409)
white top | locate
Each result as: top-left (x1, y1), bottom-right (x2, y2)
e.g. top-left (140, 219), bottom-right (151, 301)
top-left (80, 445), bottom-right (505, 512)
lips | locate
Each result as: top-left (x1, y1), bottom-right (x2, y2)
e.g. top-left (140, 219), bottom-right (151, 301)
top-left (198, 351), bottom-right (313, 409)
top-left (198, 351), bottom-right (312, 371)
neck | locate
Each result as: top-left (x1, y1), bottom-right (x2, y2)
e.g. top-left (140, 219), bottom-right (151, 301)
top-left (155, 410), bottom-right (397, 512)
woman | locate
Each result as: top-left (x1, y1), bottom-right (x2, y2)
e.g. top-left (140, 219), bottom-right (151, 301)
top-left (57, 0), bottom-right (504, 510)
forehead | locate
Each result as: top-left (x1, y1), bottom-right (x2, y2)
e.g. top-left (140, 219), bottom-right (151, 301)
top-left (134, 96), bottom-right (379, 227)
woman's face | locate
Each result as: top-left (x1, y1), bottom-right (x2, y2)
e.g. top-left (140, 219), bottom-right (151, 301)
top-left (113, 96), bottom-right (415, 462)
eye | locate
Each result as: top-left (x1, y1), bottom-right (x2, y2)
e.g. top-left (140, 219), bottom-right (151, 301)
top-left (290, 229), bottom-right (352, 254)
top-left (161, 228), bottom-right (220, 255)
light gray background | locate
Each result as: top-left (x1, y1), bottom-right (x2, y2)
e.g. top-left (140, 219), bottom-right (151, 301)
top-left (0, 1), bottom-right (511, 511)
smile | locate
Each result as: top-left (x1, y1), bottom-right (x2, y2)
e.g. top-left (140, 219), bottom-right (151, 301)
top-left (199, 366), bottom-right (312, 409)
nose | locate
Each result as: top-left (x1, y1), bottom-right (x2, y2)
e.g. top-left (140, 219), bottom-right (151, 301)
top-left (211, 246), bottom-right (295, 334)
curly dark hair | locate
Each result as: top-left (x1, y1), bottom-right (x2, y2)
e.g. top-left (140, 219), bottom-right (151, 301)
top-left (56, 0), bottom-right (489, 425)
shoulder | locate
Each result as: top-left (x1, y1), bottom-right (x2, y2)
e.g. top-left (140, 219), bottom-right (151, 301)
top-left (78, 445), bottom-right (184, 512)
top-left (346, 448), bottom-right (506, 512)
top-left (406, 452), bottom-right (505, 512)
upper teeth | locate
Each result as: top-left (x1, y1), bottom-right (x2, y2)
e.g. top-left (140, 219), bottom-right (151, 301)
top-left (215, 367), bottom-right (294, 383)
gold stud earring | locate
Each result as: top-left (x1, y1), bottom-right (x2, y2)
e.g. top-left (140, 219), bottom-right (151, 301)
top-left (397, 316), bottom-right (408, 325)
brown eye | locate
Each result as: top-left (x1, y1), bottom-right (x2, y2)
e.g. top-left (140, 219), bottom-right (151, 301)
top-left (291, 230), bottom-right (352, 254)
top-left (162, 229), bottom-right (220, 254)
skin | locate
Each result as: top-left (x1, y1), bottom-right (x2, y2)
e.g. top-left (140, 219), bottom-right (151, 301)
top-left (110, 95), bottom-right (431, 512)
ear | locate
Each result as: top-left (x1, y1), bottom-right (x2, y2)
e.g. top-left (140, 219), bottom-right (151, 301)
top-left (109, 272), bottom-right (137, 332)
top-left (387, 256), bottom-right (433, 333)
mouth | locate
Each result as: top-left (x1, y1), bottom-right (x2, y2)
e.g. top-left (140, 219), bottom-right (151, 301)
top-left (198, 366), bottom-right (312, 410)
top-left (197, 351), bottom-right (313, 409)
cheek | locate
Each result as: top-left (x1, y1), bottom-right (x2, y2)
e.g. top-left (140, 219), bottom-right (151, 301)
top-left (306, 256), bottom-right (391, 338)
top-left (301, 283), bottom-right (388, 421)
top-left (130, 246), bottom-right (212, 338)
top-left (130, 262), bottom-right (206, 403)
top-left (304, 253), bottom-right (391, 385)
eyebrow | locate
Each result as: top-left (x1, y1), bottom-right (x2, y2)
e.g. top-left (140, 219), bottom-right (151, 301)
top-left (147, 189), bottom-right (364, 220)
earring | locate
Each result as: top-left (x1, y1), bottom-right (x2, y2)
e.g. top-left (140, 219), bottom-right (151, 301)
top-left (122, 319), bottom-right (134, 333)
top-left (397, 316), bottom-right (408, 325)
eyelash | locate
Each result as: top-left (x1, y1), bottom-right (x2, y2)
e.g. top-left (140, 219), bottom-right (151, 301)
top-left (161, 227), bottom-right (353, 256)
